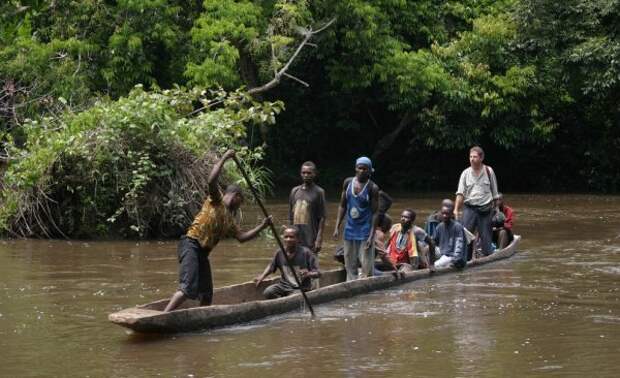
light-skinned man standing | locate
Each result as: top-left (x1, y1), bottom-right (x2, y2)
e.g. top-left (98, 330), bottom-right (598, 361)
top-left (454, 146), bottom-right (499, 257)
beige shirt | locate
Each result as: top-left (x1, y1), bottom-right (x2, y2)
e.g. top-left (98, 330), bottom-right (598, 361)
top-left (456, 165), bottom-right (499, 206)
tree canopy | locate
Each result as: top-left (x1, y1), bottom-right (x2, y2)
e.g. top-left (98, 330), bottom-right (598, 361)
top-left (1, 0), bottom-right (619, 237)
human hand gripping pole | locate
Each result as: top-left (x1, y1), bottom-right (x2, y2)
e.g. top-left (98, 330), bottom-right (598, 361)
top-left (231, 155), bottom-right (316, 317)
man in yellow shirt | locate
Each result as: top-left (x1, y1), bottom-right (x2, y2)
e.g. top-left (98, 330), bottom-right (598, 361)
top-left (164, 150), bottom-right (272, 312)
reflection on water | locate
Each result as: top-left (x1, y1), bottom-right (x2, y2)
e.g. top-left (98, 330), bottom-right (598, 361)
top-left (1, 194), bottom-right (619, 377)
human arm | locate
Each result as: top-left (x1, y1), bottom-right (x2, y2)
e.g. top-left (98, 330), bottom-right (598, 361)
top-left (454, 170), bottom-right (467, 218)
top-left (208, 150), bottom-right (236, 200)
top-left (254, 255), bottom-right (277, 286)
top-left (300, 252), bottom-right (321, 280)
top-left (235, 216), bottom-right (272, 243)
top-left (332, 179), bottom-right (349, 239)
top-left (488, 166), bottom-right (499, 206)
top-left (504, 207), bottom-right (514, 230)
top-left (374, 229), bottom-right (388, 256)
top-left (314, 217), bottom-right (325, 253)
top-left (425, 235), bottom-right (436, 271)
top-left (366, 183), bottom-right (380, 248)
top-left (254, 264), bottom-right (273, 287)
top-left (453, 226), bottom-right (466, 262)
top-left (314, 189), bottom-right (327, 253)
top-left (454, 194), bottom-right (464, 219)
top-left (288, 188), bottom-right (295, 224)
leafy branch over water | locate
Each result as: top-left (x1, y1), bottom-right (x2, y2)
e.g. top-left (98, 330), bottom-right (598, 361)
top-left (0, 86), bottom-right (282, 238)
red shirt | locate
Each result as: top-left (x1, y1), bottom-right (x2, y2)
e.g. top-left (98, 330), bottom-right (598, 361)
top-left (501, 205), bottom-right (514, 230)
top-left (387, 224), bottom-right (417, 265)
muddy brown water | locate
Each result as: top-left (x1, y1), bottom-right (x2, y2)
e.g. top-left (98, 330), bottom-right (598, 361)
top-left (1, 194), bottom-right (619, 377)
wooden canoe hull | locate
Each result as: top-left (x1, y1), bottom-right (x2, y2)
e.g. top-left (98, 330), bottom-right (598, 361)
top-left (109, 235), bottom-right (521, 333)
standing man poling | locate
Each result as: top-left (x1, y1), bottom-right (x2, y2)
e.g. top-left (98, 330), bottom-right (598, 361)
top-left (454, 146), bottom-right (499, 257)
top-left (289, 161), bottom-right (327, 255)
top-left (164, 150), bottom-right (272, 312)
top-left (333, 157), bottom-right (380, 281)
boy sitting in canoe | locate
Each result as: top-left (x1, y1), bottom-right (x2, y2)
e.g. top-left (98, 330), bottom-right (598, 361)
top-left (164, 150), bottom-right (272, 312)
top-left (255, 226), bottom-right (321, 299)
top-left (492, 193), bottom-right (514, 249)
top-left (433, 200), bottom-right (467, 269)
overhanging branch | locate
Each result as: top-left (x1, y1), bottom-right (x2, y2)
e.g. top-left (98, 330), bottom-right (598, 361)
top-left (247, 17), bottom-right (336, 95)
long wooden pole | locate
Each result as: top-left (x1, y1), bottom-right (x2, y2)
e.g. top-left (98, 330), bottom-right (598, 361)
top-left (232, 156), bottom-right (316, 317)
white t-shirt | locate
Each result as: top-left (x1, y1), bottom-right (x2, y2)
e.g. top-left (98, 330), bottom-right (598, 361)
top-left (456, 166), bottom-right (499, 206)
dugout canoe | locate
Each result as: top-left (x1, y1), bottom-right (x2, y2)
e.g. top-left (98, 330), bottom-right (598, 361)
top-left (109, 235), bottom-right (521, 333)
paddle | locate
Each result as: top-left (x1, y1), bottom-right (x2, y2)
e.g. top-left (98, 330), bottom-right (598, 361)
top-left (231, 155), bottom-right (316, 317)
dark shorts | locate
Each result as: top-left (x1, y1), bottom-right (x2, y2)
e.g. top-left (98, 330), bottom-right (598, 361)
top-left (263, 281), bottom-right (297, 299)
top-left (178, 236), bottom-right (213, 304)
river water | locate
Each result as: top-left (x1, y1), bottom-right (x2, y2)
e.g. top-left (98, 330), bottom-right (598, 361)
top-left (1, 194), bottom-right (619, 377)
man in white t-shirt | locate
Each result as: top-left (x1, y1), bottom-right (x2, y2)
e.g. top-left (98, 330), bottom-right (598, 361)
top-left (454, 146), bottom-right (499, 256)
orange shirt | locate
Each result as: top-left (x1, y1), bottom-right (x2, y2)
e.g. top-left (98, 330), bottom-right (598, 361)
top-left (186, 195), bottom-right (238, 252)
top-left (387, 223), bottom-right (418, 265)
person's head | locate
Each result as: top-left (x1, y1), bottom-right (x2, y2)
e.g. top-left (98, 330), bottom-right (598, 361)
top-left (441, 198), bottom-right (454, 209)
top-left (400, 209), bottom-right (416, 228)
top-left (469, 146), bottom-right (484, 168)
top-left (497, 192), bottom-right (504, 208)
top-left (300, 161), bottom-right (317, 185)
top-left (223, 184), bottom-right (243, 210)
top-left (282, 225), bottom-right (299, 250)
top-left (354, 156), bottom-right (373, 181)
top-left (440, 203), bottom-right (454, 223)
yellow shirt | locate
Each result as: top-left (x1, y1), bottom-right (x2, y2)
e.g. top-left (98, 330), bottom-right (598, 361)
top-left (186, 195), bottom-right (238, 252)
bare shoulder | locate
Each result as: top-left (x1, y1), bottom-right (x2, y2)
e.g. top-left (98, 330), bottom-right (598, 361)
top-left (371, 181), bottom-right (380, 194)
top-left (290, 185), bottom-right (302, 195)
top-left (342, 177), bottom-right (354, 190)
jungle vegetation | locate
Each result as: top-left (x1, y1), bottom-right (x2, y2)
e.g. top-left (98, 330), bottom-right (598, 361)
top-left (1, 0), bottom-right (618, 237)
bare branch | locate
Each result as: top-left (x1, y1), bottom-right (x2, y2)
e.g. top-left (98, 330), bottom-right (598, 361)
top-left (283, 72), bottom-right (309, 87)
top-left (247, 18), bottom-right (336, 96)
top-left (312, 18), bottom-right (337, 34)
top-left (188, 17), bottom-right (336, 116)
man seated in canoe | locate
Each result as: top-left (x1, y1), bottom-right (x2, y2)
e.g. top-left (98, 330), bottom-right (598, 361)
top-left (407, 210), bottom-right (437, 270)
top-left (433, 200), bottom-right (468, 269)
top-left (427, 198), bottom-right (476, 260)
top-left (378, 209), bottom-right (435, 274)
top-left (255, 226), bottom-right (321, 299)
top-left (425, 198), bottom-right (455, 237)
top-left (492, 193), bottom-right (514, 249)
top-left (164, 150), bottom-right (272, 312)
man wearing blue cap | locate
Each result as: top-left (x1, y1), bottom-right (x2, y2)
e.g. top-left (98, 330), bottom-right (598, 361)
top-left (333, 156), bottom-right (380, 280)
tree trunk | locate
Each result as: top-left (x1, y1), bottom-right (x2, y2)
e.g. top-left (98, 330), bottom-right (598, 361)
top-left (371, 111), bottom-right (414, 161)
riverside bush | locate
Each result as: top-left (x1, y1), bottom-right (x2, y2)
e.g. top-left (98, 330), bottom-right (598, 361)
top-left (0, 86), bottom-right (281, 238)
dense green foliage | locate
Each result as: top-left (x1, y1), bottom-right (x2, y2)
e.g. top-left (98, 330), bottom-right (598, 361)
top-left (0, 86), bottom-right (280, 237)
top-left (0, 0), bottom-right (619, 237)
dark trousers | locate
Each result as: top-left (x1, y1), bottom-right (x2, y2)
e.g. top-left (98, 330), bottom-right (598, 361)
top-left (178, 236), bottom-right (213, 305)
top-left (463, 205), bottom-right (493, 256)
top-left (263, 281), bottom-right (297, 299)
